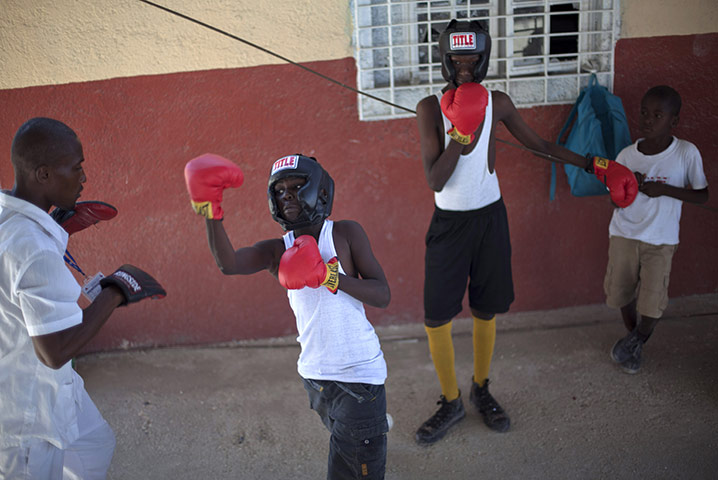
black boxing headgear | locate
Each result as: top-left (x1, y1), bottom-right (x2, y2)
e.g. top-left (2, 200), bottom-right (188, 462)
top-left (268, 154), bottom-right (334, 231)
top-left (438, 19), bottom-right (492, 84)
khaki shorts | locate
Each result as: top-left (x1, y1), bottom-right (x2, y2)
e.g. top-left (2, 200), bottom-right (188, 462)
top-left (604, 236), bottom-right (677, 318)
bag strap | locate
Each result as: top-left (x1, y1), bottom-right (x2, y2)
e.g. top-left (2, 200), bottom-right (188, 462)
top-left (550, 88), bottom-right (585, 201)
top-left (558, 74), bottom-right (599, 145)
top-left (550, 74), bottom-right (601, 201)
top-left (556, 96), bottom-right (581, 148)
top-left (550, 163), bottom-right (563, 200)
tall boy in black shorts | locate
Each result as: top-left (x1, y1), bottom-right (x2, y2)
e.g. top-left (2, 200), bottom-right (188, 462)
top-left (414, 20), bottom-right (637, 445)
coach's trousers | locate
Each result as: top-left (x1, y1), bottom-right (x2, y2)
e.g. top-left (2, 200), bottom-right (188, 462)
top-left (0, 388), bottom-right (115, 480)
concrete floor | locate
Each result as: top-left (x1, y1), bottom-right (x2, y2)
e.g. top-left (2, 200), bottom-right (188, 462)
top-left (75, 294), bottom-right (718, 480)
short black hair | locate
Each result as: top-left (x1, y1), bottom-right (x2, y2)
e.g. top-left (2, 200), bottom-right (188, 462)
top-left (11, 117), bottom-right (78, 173)
top-left (644, 85), bottom-right (681, 116)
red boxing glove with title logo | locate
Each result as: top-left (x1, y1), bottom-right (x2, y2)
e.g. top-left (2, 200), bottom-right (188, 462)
top-left (184, 154), bottom-right (244, 220)
top-left (278, 235), bottom-right (339, 293)
top-left (440, 82), bottom-right (489, 145)
top-left (589, 156), bottom-right (639, 208)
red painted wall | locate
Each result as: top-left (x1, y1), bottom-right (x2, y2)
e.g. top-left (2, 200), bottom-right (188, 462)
top-left (1, 34), bottom-right (716, 351)
top-left (614, 34), bottom-right (718, 299)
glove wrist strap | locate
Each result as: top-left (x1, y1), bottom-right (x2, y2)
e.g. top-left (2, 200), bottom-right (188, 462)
top-left (321, 258), bottom-right (340, 294)
top-left (448, 127), bottom-right (473, 145)
top-left (191, 200), bottom-right (219, 220)
top-left (592, 156), bottom-right (610, 176)
top-left (584, 154), bottom-right (595, 174)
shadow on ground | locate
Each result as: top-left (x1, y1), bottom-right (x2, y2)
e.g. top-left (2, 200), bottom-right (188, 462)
top-left (75, 294), bottom-right (718, 479)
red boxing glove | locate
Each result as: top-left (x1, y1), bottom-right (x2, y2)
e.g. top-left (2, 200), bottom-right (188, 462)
top-left (50, 201), bottom-right (118, 235)
top-left (278, 235), bottom-right (339, 293)
top-left (590, 156), bottom-right (639, 208)
top-left (184, 154), bottom-right (244, 219)
top-left (440, 82), bottom-right (489, 145)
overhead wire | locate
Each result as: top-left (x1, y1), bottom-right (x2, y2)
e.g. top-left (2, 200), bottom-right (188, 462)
top-left (136, 0), bottom-right (717, 213)
top-left (135, 0), bottom-right (571, 165)
top-left (136, 0), bottom-right (414, 114)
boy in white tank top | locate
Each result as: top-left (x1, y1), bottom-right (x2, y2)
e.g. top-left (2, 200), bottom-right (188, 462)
top-left (185, 153), bottom-right (391, 479)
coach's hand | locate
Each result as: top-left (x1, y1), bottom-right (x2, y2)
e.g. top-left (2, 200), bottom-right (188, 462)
top-left (50, 201), bottom-right (118, 235)
top-left (100, 264), bottom-right (166, 305)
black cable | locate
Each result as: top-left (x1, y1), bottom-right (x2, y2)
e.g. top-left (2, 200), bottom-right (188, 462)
top-left (136, 0), bottom-right (416, 114)
top-left (135, 0), bottom-right (579, 163)
top-left (135, 0), bottom-right (718, 216)
top-left (139, 1), bottom-right (577, 164)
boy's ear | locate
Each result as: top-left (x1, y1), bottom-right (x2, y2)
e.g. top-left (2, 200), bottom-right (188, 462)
top-left (671, 115), bottom-right (680, 128)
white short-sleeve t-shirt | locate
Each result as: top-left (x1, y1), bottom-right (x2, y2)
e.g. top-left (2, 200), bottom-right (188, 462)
top-left (609, 137), bottom-right (708, 245)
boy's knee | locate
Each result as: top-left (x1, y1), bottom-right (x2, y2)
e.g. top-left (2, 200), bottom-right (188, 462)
top-left (425, 317), bottom-right (452, 328)
top-left (470, 309), bottom-right (495, 320)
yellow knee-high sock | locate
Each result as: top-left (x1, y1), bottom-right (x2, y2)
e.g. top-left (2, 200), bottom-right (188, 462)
top-left (473, 315), bottom-right (496, 387)
top-left (425, 322), bottom-right (460, 401)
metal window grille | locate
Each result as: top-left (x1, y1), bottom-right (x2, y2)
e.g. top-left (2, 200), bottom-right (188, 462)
top-left (353, 0), bottom-right (619, 121)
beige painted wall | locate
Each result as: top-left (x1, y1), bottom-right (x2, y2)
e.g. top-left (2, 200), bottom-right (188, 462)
top-left (3, 1), bottom-right (717, 90)
top-left (621, 0), bottom-right (718, 38)
top-left (0, 0), bottom-right (352, 89)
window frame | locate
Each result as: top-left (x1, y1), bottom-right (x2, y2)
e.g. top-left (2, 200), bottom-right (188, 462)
top-left (352, 0), bottom-right (620, 121)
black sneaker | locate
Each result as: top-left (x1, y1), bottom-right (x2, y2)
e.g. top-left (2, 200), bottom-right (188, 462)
top-left (611, 330), bottom-right (644, 365)
top-left (620, 347), bottom-right (642, 374)
top-left (469, 379), bottom-right (510, 433)
top-left (415, 395), bottom-right (465, 445)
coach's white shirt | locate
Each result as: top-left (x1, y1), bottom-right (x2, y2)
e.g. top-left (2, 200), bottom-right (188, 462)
top-left (0, 192), bottom-right (85, 449)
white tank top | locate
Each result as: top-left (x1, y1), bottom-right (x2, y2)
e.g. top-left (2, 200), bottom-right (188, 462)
top-left (435, 90), bottom-right (502, 211)
top-left (283, 220), bottom-right (387, 384)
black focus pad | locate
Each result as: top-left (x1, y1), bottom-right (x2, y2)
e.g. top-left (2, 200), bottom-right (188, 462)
top-left (100, 264), bottom-right (166, 305)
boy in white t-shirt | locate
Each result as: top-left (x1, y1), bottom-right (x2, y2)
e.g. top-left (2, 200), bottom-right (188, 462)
top-left (606, 86), bottom-right (709, 374)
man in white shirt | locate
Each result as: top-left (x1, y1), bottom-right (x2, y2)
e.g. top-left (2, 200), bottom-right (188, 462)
top-left (0, 117), bottom-right (165, 479)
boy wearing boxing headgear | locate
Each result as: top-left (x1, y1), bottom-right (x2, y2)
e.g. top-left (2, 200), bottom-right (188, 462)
top-left (185, 153), bottom-right (391, 480)
top-left (413, 19), bottom-right (639, 445)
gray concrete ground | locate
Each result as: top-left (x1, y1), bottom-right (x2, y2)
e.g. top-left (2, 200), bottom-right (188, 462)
top-left (75, 294), bottom-right (718, 480)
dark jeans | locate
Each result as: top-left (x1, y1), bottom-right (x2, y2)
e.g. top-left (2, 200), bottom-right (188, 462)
top-left (302, 378), bottom-right (388, 480)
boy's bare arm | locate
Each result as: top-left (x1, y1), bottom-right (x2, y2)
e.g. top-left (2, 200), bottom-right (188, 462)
top-left (335, 221), bottom-right (390, 309)
top-left (492, 91), bottom-right (590, 169)
top-left (205, 219), bottom-right (282, 276)
top-left (416, 96), bottom-right (466, 191)
top-left (639, 182), bottom-right (709, 204)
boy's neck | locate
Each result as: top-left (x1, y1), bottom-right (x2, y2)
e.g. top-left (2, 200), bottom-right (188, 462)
top-left (293, 221), bottom-right (324, 240)
top-left (638, 135), bottom-right (674, 156)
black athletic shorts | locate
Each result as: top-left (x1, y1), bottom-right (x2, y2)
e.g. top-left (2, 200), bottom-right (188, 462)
top-left (424, 198), bottom-right (514, 322)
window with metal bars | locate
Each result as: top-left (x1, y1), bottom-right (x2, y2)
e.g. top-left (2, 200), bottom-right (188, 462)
top-left (353, 0), bottom-right (618, 120)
